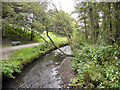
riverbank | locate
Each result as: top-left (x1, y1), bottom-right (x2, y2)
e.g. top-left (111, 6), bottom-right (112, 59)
top-left (2, 45), bottom-right (75, 88)
top-left (57, 57), bottom-right (75, 88)
top-left (2, 37), bottom-right (69, 80)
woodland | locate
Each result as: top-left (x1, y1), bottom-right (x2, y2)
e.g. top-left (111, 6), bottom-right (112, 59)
top-left (2, 1), bottom-right (120, 88)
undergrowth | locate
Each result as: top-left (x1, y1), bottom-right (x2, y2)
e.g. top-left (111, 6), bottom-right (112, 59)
top-left (70, 43), bottom-right (120, 88)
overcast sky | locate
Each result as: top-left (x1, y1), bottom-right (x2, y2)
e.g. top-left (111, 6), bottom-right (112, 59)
top-left (51, 0), bottom-right (75, 14)
top-left (48, 0), bottom-right (78, 19)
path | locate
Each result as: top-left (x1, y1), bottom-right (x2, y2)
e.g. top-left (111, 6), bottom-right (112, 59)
top-left (2, 42), bottom-right (41, 59)
top-left (1, 37), bottom-right (56, 59)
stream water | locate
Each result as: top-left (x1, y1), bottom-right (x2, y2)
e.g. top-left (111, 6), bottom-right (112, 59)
top-left (2, 45), bottom-right (72, 88)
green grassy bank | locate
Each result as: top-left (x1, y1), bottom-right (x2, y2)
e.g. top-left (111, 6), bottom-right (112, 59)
top-left (2, 37), bottom-right (68, 79)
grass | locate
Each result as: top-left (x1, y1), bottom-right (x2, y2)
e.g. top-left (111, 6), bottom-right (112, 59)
top-left (2, 34), bottom-right (68, 79)
top-left (4, 24), bottom-right (44, 44)
top-left (3, 30), bottom-right (59, 47)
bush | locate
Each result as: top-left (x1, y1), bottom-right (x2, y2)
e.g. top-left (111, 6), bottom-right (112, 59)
top-left (70, 44), bottom-right (120, 88)
top-left (2, 59), bottom-right (21, 78)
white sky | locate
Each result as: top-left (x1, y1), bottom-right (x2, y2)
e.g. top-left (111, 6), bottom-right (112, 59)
top-left (51, 0), bottom-right (75, 14)
top-left (48, 0), bottom-right (78, 19)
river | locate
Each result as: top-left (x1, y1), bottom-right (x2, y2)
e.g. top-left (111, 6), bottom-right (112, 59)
top-left (2, 45), bottom-right (73, 88)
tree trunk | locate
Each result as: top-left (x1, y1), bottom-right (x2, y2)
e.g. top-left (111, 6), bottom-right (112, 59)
top-left (63, 26), bottom-right (73, 51)
top-left (45, 26), bottom-right (74, 57)
top-left (84, 14), bottom-right (88, 40)
top-left (108, 3), bottom-right (114, 44)
top-left (114, 2), bottom-right (120, 45)
top-left (95, 24), bottom-right (99, 43)
top-left (31, 30), bottom-right (34, 41)
top-left (88, 2), bottom-right (95, 44)
top-left (2, 26), bottom-right (6, 38)
top-left (31, 26), bottom-right (34, 41)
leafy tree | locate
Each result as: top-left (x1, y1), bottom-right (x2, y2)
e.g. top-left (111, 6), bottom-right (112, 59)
top-left (2, 1), bottom-right (76, 56)
top-left (73, 1), bottom-right (120, 46)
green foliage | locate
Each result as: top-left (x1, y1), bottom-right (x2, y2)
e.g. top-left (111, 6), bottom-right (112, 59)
top-left (73, 39), bottom-right (88, 50)
top-left (5, 25), bottom-right (41, 41)
top-left (2, 2), bottom-right (47, 42)
top-left (73, 2), bottom-right (120, 45)
top-left (2, 59), bottom-right (21, 78)
top-left (48, 9), bottom-right (76, 36)
top-left (2, 35), bottom-right (68, 78)
top-left (70, 44), bottom-right (120, 88)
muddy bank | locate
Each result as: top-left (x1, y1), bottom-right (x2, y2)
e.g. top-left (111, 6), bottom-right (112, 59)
top-left (57, 57), bottom-right (75, 88)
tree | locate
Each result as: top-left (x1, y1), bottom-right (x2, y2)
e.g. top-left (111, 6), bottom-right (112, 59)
top-left (73, 1), bottom-right (120, 46)
top-left (113, 2), bottom-right (120, 45)
top-left (3, 1), bottom-right (76, 56)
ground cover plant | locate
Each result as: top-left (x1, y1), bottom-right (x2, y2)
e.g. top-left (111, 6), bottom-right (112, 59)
top-left (70, 42), bottom-right (120, 88)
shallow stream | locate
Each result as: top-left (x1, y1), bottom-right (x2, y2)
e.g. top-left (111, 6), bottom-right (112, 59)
top-left (3, 45), bottom-right (72, 88)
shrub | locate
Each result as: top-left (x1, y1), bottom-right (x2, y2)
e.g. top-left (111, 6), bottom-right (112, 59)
top-left (2, 59), bottom-right (21, 78)
top-left (70, 44), bottom-right (120, 88)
